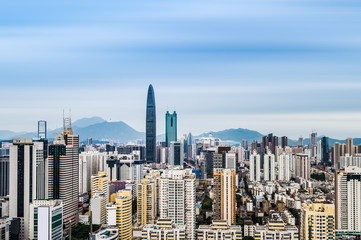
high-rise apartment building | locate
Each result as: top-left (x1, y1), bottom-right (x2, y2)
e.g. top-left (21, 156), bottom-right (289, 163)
top-left (336, 166), bottom-right (361, 234)
top-left (29, 199), bottom-right (63, 240)
top-left (213, 169), bottom-right (236, 225)
top-left (321, 136), bottom-right (329, 164)
top-left (137, 178), bottom-right (157, 226)
top-left (9, 138), bottom-right (47, 239)
top-left (263, 151), bottom-right (275, 181)
top-left (159, 169), bottom-right (196, 240)
top-left (300, 202), bottom-right (335, 240)
top-left (295, 154), bottom-right (310, 179)
top-left (141, 219), bottom-right (186, 240)
top-left (165, 111), bottom-right (177, 147)
top-left (48, 128), bottom-right (79, 232)
top-left (146, 84), bottom-right (156, 163)
top-left (225, 152), bottom-right (236, 169)
top-left (91, 171), bottom-right (109, 202)
top-left (115, 190), bottom-right (132, 240)
top-left (250, 150), bottom-right (261, 182)
top-left (346, 137), bottom-right (355, 156)
top-left (278, 153), bottom-right (290, 181)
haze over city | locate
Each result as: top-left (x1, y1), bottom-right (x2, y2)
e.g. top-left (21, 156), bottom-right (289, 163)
top-left (1, 0), bottom-right (361, 138)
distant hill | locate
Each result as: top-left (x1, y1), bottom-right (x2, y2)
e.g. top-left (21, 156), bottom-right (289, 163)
top-left (72, 116), bottom-right (106, 128)
top-left (196, 128), bottom-right (263, 144)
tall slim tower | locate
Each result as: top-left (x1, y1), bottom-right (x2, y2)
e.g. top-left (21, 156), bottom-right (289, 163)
top-left (146, 84), bottom-right (156, 163)
top-left (165, 111), bottom-right (177, 147)
top-left (38, 120), bottom-right (47, 139)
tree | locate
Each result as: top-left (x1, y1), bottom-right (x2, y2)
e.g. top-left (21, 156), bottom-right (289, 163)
top-left (243, 237), bottom-right (255, 240)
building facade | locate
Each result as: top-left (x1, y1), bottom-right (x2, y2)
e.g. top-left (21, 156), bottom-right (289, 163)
top-left (146, 84), bottom-right (156, 163)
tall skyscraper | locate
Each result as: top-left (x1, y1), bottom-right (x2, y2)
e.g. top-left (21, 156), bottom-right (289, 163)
top-left (336, 166), bottom-right (361, 233)
top-left (169, 141), bottom-right (183, 166)
top-left (321, 136), bottom-right (329, 164)
top-left (298, 137), bottom-right (303, 148)
top-left (263, 151), bottom-right (275, 181)
top-left (250, 150), bottom-right (261, 182)
top-left (159, 169), bottom-right (196, 240)
top-left (37, 120), bottom-right (47, 139)
top-left (295, 154), bottom-right (310, 180)
top-left (309, 132), bottom-right (317, 158)
top-left (48, 118), bottom-right (79, 233)
top-left (137, 178), bottom-right (157, 226)
top-left (165, 111), bottom-right (177, 147)
top-left (146, 84), bottom-right (156, 163)
top-left (115, 190), bottom-right (132, 240)
top-left (281, 136), bottom-right (288, 149)
top-left (0, 156), bottom-right (9, 197)
top-left (9, 138), bottom-right (47, 239)
top-left (213, 169), bottom-right (236, 225)
top-left (278, 153), bottom-right (290, 181)
top-left (300, 202), bottom-right (335, 240)
top-left (346, 137), bottom-right (355, 155)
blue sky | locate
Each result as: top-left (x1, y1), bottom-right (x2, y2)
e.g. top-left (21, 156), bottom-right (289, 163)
top-left (1, 0), bottom-right (361, 139)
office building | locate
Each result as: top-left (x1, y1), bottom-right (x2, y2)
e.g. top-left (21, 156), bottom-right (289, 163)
top-left (159, 169), bottom-right (196, 240)
top-left (115, 190), bottom-right (132, 240)
top-left (309, 132), bottom-right (317, 158)
top-left (346, 138), bottom-right (355, 155)
top-left (213, 169), bottom-right (236, 225)
top-left (298, 137), bottom-right (303, 148)
top-left (197, 220), bottom-right (242, 240)
top-left (250, 150), bottom-right (261, 182)
top-left (263, 151), bottom-right (275, 181)
top-left (146, 84), bottom-right (156, 163)
top-left (300, 202), bottom-right (335, 240)
top-left (37, 120), bottom-right (47, 139)
top-left (9, 138), bottom-right (47, 239)
top-left (137, 178), bottom-right (157, 226)
top-left (165, 111), bottom-right (177, 147)
top-left (321, 136), bottom-right (330, 164)
top-left (295, 154), bottom-right (310, 179)
top-left (278, 153), bottom-right (290, 181)
top-left (0, 156), bottom-right (9, 197)
top-left (336, 166), bottom-right (361, 234)
top-left (29, 200), bottom-right (63, 240)
top-left (48, 123), bottom-right (79, 233)
top-left (225, 152), bottom-right (236, 169)
top-left (141, 219), bottom-right (186, 240)
top-left (169, 141), bottom-right (183, 166)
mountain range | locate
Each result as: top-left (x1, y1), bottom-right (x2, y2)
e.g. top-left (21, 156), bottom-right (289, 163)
top-left (1, 117), bottom-right (360, 146)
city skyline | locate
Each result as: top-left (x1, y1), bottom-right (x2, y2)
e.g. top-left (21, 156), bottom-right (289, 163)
top-left (1, 0), bottom-right (361, 139)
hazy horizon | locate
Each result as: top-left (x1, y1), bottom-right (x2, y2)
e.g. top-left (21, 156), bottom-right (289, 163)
top-left (1, 0), bottom-right (361, 139)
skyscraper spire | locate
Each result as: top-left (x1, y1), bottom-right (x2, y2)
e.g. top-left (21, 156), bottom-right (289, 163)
top-left (146, 84), bottom-right (156, 163)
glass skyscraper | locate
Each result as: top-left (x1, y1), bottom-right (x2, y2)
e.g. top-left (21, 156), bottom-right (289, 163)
top-left (146, 84), bottom-right (156, 163)
top-left (165, 111), bottom-right (177, 147)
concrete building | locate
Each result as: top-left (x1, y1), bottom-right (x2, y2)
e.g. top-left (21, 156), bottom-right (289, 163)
top-left (48, 132), bottom-right (79, 233)
top-left (29, 200), bottom-right (63, 240)
top-left (197, 220), bottom-right (242, 240)
top-left (278, 153), bottom-right (290, 181)
top-left (91, 171), bottom-right (109, 202)
top-left (295, 154), bottom-right (310, 179)
top-left (336, 166), bottom-right (361, 234)
top-left (0, 156), bottom-right (9, 197)
top-left (253, 214), bottom-right (299, 240)
top-left (137, 178), bottom-right (157, 226)
top-left (115, 190), bottom-right (132, 240)
top-left (159, 169), bottom-right (196, 240)
top-left (90, 194), bottom-right (107, 225)
top-left (225, 152), bottom-right (236, 169)
top-left (250, 150), bottom-right (261, 182)
top-left (213, 168), bottom-right (236, 225)
top-left (300, 202), bottom-right (335, 240)
top-left (141, 219), bottom-right (186, 240)
top-left (0, 218), bottom-right (10, 240)
top-left (264, 151), bottom-right (275, 181)
top-left (9, 138), bottom-right (47, 239)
